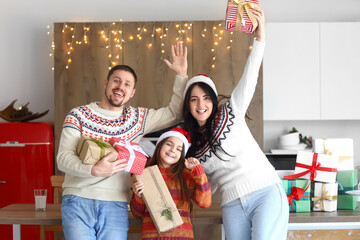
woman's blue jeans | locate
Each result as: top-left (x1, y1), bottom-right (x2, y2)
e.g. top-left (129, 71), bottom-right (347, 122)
top-left (222, 182), bottom-right (289, 240)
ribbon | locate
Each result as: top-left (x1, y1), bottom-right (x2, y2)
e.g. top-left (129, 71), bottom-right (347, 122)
top-left (113, 140), bottom-right (148, 172)
top-left (286, 180), bottom-right (310, 212)
top-left (149, 167), bottom-right (179, 228)
top-left (284, 153), bottom-right (337, 181)
top-left (228, 0), bottom-right (259, 32)
top-left (79, 137), bottom-right (111, 159)
top-left (312, 183), bottom-right (338, 211)
top-left (323, 139), bottom-right (353, 163)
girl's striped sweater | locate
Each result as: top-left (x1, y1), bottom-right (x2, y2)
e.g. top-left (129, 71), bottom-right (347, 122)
top-left (130, 165), bottom-right (211, 240)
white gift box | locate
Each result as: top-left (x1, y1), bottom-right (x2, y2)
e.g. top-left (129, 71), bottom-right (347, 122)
top-left (313, 182), bottom-right (338, 212)
top-left (314, 138), bottom-right (354, 171)
top-left (285, 151), bottom-right (338, 183)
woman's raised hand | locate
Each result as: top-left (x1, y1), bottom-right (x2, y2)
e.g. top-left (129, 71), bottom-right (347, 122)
top-left (164, 42), bottom-right (188, 77)
top-left (252, 8), bottom-right (265, 42)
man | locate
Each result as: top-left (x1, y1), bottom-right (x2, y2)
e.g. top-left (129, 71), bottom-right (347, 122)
top-left (57, 42), bottom-right (188, 240)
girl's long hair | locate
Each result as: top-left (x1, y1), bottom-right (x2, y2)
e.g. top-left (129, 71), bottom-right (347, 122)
top-left (183, 82), bottom-right (234, 160)
top-left (145, 138), bottom-right (192, 211)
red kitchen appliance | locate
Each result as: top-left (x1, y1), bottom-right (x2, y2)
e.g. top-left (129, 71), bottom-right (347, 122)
top-left (0, 122), bottom-right (54, 240)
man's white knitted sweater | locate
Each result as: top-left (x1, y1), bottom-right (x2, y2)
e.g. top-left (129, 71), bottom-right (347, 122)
top-left (193, 40), bottom-right (280, 206)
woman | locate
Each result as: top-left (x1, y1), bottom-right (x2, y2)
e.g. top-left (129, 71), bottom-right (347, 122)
top-left (182, 9), bottom-right (289, 240)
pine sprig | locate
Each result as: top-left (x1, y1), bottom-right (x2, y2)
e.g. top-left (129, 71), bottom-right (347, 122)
top-left (290, 127), bottom-right (313, 148)
top-left (161, 209), bottom-right (173, 221)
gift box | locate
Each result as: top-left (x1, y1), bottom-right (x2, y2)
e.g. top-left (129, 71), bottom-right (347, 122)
top-left (282, 179), bottom-right (311, 212)
top-left (337, 170), bottom-right (358, 210)
top-left (134, 165), bottom-right (183, 233)
top-left (314, 138), bottom-right (354, 171)
top-left (313, 182), bottom-right (338, 212)
top-left (76, 136), bottom-right (118, 164)
top-left (225, 0), bottom-right (259, 33)
top-left (110, 137), bottom-right (148, 175)
top-left (284, 151), bottom-right (338, 183)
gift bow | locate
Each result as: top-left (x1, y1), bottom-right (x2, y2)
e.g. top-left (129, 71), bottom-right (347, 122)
top-left (284, 153), bottom-right (337, 181)
top-left (79, 137), bottom-right (112, 159)
top-left (113, 140), bottom-right (148, 172)
top-left (323, 139), bottom-right (353, 163)
top-left (312, 183), bottom-right (337, 211)
top-left (287, 180), bottom-right (310, 212)
top-left (228, 0), bottom-right (258, 32)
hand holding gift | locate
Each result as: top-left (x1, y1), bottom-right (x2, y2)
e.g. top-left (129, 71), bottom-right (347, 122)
top-left (225, 0), bottom-right (260, 34)
top-left (110, 137), bottom-right (149, 175)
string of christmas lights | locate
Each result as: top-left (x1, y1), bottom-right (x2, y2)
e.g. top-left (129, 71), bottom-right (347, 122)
top-left (51, 21), bottom-right (242, 71)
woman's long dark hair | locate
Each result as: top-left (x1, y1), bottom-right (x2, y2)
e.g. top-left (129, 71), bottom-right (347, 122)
top-left (183, 82), bottom-right (234, 160)
top-left (145, 138), bottom-right (193, 211)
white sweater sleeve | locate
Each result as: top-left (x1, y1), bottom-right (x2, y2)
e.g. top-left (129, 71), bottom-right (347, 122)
top-left (56, 125), bottom-right (93, 177)
top-left (229, 39), bottom-right (265, 117)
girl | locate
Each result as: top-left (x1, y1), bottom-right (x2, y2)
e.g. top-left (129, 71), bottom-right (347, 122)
top-left (130, 128), bottom-right (211, 240)
top-left (182, 9), bottom-right (288, 240)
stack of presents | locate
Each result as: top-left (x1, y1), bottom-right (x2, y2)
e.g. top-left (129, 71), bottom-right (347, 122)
top-left (282, 138), bottom-right (358, 213)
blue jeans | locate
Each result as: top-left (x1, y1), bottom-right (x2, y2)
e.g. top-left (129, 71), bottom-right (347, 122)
top-left (61, 195), bottom-right (129, 240)
top-left (222, 183), bottom-right (289, 240)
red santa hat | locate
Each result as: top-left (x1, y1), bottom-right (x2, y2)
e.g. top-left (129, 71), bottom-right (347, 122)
top-left (183, 74), bottom-right (218, 98)
top-left (156, 127), bottom-right (191, 154)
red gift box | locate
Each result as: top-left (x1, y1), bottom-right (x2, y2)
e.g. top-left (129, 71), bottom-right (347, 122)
top-left (109, 137), bottom-right (149, 175)
top-left (225, 0), bottom-right (259, 33)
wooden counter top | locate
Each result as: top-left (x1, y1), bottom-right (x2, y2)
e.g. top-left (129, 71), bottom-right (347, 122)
top-left (1, 203), bottom-right (360, 229)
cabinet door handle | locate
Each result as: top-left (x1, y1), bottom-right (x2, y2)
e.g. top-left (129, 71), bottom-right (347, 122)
top-left (0, 181), bottom-right (6, 184)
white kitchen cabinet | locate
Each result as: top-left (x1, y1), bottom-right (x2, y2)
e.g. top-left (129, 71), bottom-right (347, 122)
top-left (263, 23), bottom-right (321, 120)
top-left (320, 22), bottom-right (360, 120)
top-left (264, 22), bottom-right (360, 120)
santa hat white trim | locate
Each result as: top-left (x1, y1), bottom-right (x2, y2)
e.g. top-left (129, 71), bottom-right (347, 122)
top-left (183, 75), bottom-right (218, 98)
top-left (156, 130), bottom-right (191, 154)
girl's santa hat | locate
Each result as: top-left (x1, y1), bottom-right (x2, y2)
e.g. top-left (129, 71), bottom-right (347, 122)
top-left (183, 74), bottom-right (218, 98)
top-left (156, 127), bottom-right (191, 154)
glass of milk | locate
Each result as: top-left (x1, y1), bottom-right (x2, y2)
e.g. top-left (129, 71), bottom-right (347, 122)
top-left (34, 189), bottom-right (47, 211)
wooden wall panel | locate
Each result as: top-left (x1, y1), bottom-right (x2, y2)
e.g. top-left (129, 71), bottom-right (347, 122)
top-left (54, 21), bottom-right (263, 174)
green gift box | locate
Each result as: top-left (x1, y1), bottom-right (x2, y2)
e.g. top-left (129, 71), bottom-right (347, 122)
top-left (282, 179), bottom-right (311, 213)
top-left (337, 169), bottom-right (358, 210)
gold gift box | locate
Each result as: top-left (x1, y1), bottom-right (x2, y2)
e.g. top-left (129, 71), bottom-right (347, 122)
top-left (76, 136), bottom-right (118, 165)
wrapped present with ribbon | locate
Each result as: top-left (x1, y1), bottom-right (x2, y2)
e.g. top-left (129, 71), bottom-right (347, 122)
top-left (337, 169), bottom-right (358, 210)
top-left (110, 137), bottom-right (149, 175)
top-left (284, 151), bottom-right (338, 183)
top-left (76, 136), bottom-right (118, 164)
top-left (282, 179), bottom-right (311, 212)
top-left (134, 165), bottom-right (183, 233)
top-left (312, 182), bottom-right (338, 212)
top-left (314, 138), bottom-right (354, 171)
top-left (225, 0), bottom-right (259, 33)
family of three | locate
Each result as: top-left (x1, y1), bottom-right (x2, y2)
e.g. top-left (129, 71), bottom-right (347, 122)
top-left (57, 9), bottom-right (289, 240)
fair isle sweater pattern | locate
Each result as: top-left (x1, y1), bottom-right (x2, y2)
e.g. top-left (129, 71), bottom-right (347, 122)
top-left (64, 104), bottom-right (148, 142)
top-left (194, 101), bottom-right (235, 163)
